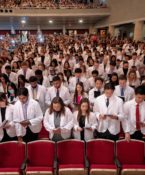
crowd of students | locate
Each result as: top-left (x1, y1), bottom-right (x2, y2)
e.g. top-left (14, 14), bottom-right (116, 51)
top-left (0, 0), bottom-right (106, 9)
top-left (0, 33), bottom-right (145, 143)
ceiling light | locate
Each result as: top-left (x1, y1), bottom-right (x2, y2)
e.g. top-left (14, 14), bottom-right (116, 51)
top-left (49, 20), bottom-right (53, 24)
top-left (21, 19), bottom-right (26, 24)
top-left (79, 19), bottom-right (83, 23)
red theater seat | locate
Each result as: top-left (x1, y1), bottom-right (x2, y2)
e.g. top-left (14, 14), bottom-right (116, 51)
top-left (116, 139), bottom-right (145, 175)
top-left (0, 141), bottom-right (26, 175)
top-left (38, 124), bottom-right (49, 139)
top-left (26, 140), bottom-right (55, 175)
top-left (86, 139), bottom-right (117, 175)
top-left (57, 139), bottom-right (86, 175)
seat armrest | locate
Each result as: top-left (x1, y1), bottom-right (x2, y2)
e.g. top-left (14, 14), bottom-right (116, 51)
top-left (53, 160), bottom-right (58, 175)
top-left (114, 157), bottom-right (121, 168)
top-left (85, 156), bottom-right (89, 169)
top-left (21, 158), bottom-right (28, 175)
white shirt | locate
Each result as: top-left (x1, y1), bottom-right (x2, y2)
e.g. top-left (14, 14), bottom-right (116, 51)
top-left (43, 107), bottom-right (73, 139)
top-left (114, 85), bottom-right (134, 102)
top-left (45, 85), bottom-right (71, 106)
top-left (89, 87), bottom-right (103, 105)
top-left (128, 59), bottom-right (141, 69)
top-left (69, 76), bottom-right (89, 93)
top-left (73, 111), bottom-right (97, 141)
top-left (17, 68), bottom-right (34, 81)
top-left (93, 94), bottom-right (125, 135)
top-left (88, 77), bottom-right (95, 90)
top-left (5, 72), bottom-right (18, 84)
top-left (123, 99), bottom-right (145, 135)
top-left (27, 85), bottom-right (47, 114)
top-left (0, 105), bottom-right (16, 141)
top-left (13, 99), bottom-right (43, 137)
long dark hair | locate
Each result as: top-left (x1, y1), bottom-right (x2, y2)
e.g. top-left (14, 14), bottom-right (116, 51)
top-left (73, 82), bottom-right (84, 104)
top-left (0, 92), bottom-right (8, 105)
top-left (18, 74), bottom-right (28, 88)
top-left (49, 97), bottom-right (65, 115)
top-left (77, 98), bottom-right (90, 122)
top-left (0, 73), bottom-right (10, 84)
top-left (7, 82), bottom-right (17, 98)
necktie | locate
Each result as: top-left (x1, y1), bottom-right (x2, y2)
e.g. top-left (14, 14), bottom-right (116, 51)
top-left (121, 87), bottom-right (124, 97)
top-left (32, 88), bottom-right (37, 100)
top-left (56, 89), bottom-right (59, 97)
top-left (77, 78), bottom-right (80, 83)
top-left (136, 104), bottom-right (140, 130)
top-left (23, 103), bottom-right (28, 120)
top-left (106, 98), bottom-right (109, 107)
top-left (23, 70), bottom-right (26, 78)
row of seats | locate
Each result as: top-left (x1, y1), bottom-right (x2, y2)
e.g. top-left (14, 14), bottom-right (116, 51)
top-left (0, 139), bottom-right (144, 175)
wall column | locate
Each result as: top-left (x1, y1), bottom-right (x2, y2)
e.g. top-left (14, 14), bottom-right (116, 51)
top-left (89, 25), bottom-right (96, 34)
top-left (133, 20), bottom-right (144, 41)
top-left (108, 25), bottom-right (115, 37)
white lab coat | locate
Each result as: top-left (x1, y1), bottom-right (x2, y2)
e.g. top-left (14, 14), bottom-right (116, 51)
top-left (0, 105), bottom-right (16, 141)
top-left (45, 85), bottom-right (71, 106)
top-left (123, 99), bottom-right (145, 135)
top-left (43, 107), bottom-right (73, 140)
top-left (93, 94), bottom-right (125, 135)
top-left (5, 72), bottom-right (18, 84)
top-left (89, 87), bottom-right (104, 105)
top-left (69, 76), bottom-right (89, 93)
top-left (114, 85), bottom-right (134, 102)
top-left (27, 85), bottom-right (47, 114)
top-left (34, 55), bottom-right (50, 67)
top-left (13, 99), bottom-right (43, 137)
top-left (73, 111), bottom-right (97, 141)
top-left (17, 68), bottom-right (34, 80)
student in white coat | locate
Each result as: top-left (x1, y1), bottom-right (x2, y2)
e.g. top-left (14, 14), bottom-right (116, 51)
top-left (89, 77), bottom-right (104, 107)
top-left (13, 88), bottom-right (43, 142)
top-left (93, 83), bottom-right (130, 141)
top-left (27, 76), bottom-right (47, 114)
top-left (114, 75), bottom-right (135, 102)
top-left (0, 93), bottom-right (16, 142)
top-left (35, 69), bottom-right (50, 88)
top-left (123, 86), bottom-right (145, 140)
top-left (73, 98), bottom-right (97, 141)
top-left (5, 65), bottom-right (18, 85)
top-left (17, 61), bottom-right (34, 81)
top-left (45, 76), bottom-right (71, 107)
top-left (43, 97), bottom-right (73, 142)
top-left (69, 68), bottom-right (89, 93)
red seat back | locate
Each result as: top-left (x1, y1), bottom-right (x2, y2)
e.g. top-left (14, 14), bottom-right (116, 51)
top-left (57, 140), bottom-right (85, 165)
top-left (27, 140), bottom-right (55, 167)
top-left (87, 139), bottom-right (115, 165)
top-left (116, 140), bottom-right (145, 164)
top-left (0, 141), bottom-right (25, 168)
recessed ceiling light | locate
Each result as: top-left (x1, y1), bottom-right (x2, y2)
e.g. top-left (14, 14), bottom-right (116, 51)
top-left (21, 19), bottom-right (26, 24)
top-left (49, 20), bottom-right (53, 24)
top-left (79, 19), bottom-right (83, 23)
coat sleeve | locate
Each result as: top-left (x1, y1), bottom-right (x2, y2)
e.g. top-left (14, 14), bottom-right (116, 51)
top-left (61, 108), bottom-right (73, 131)
top-left (63, 88), bottom-right (71, 106)
top-left (73, 111), bottom-right (79, 131)
top-left (90, 113), bottom-right (98, 130)
top-left (45, 88), bottom-right (51, 106)
top-left (121, 102), bottom-right (130, 133)
top-left (93, 99), bottom-right (101, 120)
top-left (43, 110), bottom-right (55, 133)
top-left (29, 102), bottom-right (43, 126)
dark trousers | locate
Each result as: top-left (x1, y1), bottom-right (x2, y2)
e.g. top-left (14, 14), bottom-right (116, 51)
top-left (131, 131), bottom-right (143, 140)
top-left (1, 129), bottom-right (17, 142)
top-left (94, 129), bottom-right (119, 141)
top-left (23, 127), bottom-right (38, 143)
